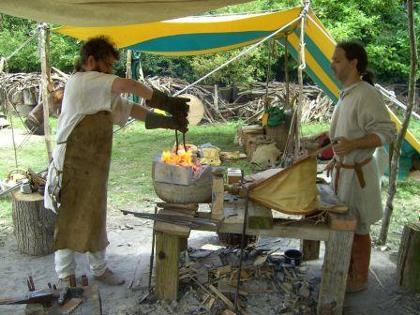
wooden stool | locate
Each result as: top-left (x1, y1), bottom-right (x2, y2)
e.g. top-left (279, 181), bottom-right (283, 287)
top-left (154, 210), bottom-right (191, 300)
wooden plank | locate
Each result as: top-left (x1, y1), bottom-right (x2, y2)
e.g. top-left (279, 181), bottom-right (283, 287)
top-left (154, 221), bottom-right (190, 238)
top-left (317, 184), bottom-right (348, 214)
top-left (155, 231), bottom-right (182, 301)
top-left (317, 230), bottom-right (354, 315)
top-left (327, 212), bottom-right (357, 231)
top-left (157, 202), bottom-right (198, 213)
top-left (212, 220), bottom-right (331, 241)
top-left (211, 172), bottom-right (225, 220)
top-left (247, 204), bottom-right (273, 230)
top-left (223, 197), bottom-right (273, 229)
top-left (154, 209), bottom-right (191, 237)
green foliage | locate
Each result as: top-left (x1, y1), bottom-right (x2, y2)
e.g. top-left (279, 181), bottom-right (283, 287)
top-left (141, 54), bottom-right (194, 79)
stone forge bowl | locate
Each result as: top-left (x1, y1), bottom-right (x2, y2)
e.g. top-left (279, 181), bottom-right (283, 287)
top-left (152, 159), bottom-right (213, 204)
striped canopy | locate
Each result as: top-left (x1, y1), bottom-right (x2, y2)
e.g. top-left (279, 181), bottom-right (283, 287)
top-left (56, 6), bottom-right (419, 152)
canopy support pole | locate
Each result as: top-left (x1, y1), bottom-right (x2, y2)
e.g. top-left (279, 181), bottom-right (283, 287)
top-left (39, 23), bottom-right (52, 161)
top-left (294, 0), bottom-right (309, 158)
top-left (284, 34), bottom-right (290, 108)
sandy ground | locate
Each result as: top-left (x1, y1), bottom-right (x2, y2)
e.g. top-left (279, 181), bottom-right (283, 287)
top-left (0, 205), bottom-right (419, 315)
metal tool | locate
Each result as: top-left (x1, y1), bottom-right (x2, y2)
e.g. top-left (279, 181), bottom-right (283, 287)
top-left (175, 130), bottom-right (179, 154)
top-left (174, 130), bottom-right (187, 154)
top-left (58, 287), bottom-right (84, 305)
top-left (0, 288), bottom-right (58, 306)
top-left (120, 209), bottom-right (217, 228)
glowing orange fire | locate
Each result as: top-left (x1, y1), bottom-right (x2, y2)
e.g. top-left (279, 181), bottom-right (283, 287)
top-left (161, 144), bottom-right (201, 172)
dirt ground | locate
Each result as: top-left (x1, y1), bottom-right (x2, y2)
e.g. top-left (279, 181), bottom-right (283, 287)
top-left (0, 129), bottom-right (419, 314)
top-left (0, 203), bottom-right (420, 315)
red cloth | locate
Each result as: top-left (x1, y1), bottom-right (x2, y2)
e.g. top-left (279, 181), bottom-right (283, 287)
top-left (317, 134), bottom-right (334, 160)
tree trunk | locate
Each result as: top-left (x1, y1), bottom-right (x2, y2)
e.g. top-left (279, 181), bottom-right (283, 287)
top-left (12, 191), bottom-right (56, 256)
top-left (379, 0), bottom-right (417, 244)
top-left (397, 222), bottom-right (420, 291)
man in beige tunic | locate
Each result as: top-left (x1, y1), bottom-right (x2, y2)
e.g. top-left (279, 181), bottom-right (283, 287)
top-left (45, 37), bottom-right (190, 286)
top-left (328, 41), bottom-right (395, 292)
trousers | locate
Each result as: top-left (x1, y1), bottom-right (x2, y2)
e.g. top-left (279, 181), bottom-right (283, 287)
top-left (55, 249), bottom-right (108, 279)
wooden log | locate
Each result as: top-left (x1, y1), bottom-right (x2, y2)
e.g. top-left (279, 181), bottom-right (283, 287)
top-left (317, 230), bottom-right (354, 315)
top-left (155, 231), bottom-right (184, 300)
top-left (397, 222), bottom-right (420, 291)
top-left (11, 191), bottom-right (56, 256)
top-left (300, 239), bottom-right (320, 261)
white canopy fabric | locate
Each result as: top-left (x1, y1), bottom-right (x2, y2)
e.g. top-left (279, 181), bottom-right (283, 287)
top-left (0, 0), bottom-right (248, 26)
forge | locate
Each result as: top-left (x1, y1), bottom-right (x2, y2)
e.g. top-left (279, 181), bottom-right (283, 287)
top-left (152, 155), bottom-right (213, 204)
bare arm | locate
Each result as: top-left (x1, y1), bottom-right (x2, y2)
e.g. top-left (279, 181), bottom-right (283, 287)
top-left (333, 133), bottom-right (382, 157)
top-left (111, 78), bottom-right (153, 100)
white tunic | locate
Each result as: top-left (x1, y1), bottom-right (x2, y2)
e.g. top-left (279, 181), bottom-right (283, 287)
top-left (330, 81), bottom-right (396, 234)
top-left (44, 71), bottom-right (133, 211)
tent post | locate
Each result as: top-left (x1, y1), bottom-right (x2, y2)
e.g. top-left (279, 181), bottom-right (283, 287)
top-left (379, 0), bottom-right (417, 245)
top-left (294, 1), bottom-right (309, 158)
top-left (284, 34), bottom-right (290, 108)
top-left (126, 49), bottom-right (132, 80)
top-left (39, 23), bottom-right (52, 161)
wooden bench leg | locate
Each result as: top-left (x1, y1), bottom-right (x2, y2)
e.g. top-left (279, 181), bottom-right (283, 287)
top-left (155, 231), bottom-right (185, 300)
top-left (300, 240), bottom-right (320, 261)
top-left (317, 230), bottom-right (354, 315)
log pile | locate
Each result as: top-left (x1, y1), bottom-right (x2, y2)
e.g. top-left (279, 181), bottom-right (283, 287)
top-left (0, 69), bottom-right (67, 114)
top-left (1, 73), bottom-right (334, 123)
top-left (145, 77), bottom-right (334, 124)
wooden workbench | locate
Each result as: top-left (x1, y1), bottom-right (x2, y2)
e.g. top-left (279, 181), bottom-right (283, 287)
top-left (154, 184), bottom-right (355, 315)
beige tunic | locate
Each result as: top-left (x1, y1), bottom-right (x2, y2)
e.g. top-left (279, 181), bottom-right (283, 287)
top-left (330, 81), bottom-right (396, 234)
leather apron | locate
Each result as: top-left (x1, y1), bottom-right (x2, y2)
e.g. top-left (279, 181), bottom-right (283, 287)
top-left (54, 111), bottom-right (113, 253)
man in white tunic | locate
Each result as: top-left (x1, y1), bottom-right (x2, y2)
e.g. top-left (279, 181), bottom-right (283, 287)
top-left (45, 37), bottom-right (190, 286)
top-left (328, 41), bottom-right (395, 292)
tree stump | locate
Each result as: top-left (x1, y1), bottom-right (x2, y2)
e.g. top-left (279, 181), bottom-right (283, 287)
top-left (12, 191), bottom-right (56, 256)
top-left (397, 222), bottom-right (420, 291)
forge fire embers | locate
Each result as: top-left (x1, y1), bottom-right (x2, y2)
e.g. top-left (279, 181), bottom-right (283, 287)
top-left (153, 144), bottom-right (212, 187)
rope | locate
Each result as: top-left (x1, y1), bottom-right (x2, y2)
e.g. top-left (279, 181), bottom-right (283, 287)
top-left (5, 26), bottom-right (40, 62)
top-left (115, 11), bottom-right (304, 133)
top-left (173, 14), bottom-right (303, 97)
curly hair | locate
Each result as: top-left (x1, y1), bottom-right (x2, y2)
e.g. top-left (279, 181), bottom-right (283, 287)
top-left (74, 36), bottom-right (119, 72)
